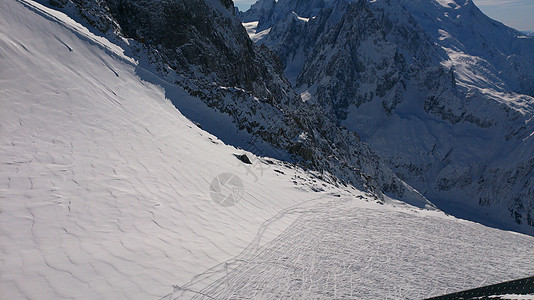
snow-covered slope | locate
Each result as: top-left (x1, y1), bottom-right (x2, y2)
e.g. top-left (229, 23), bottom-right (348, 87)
top-left (0, 0), bottom-right (355, 297)
top-left (43, 0), bottom-right (441, 208)
top-left (242, 0), bottom-right (534, 234)
top-left (2, 0), bottom-right (534, 299)
top-left (168, 200), bottom-right (534, 299)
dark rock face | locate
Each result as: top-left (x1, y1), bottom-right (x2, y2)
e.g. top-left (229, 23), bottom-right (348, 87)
top-left (104, 0), bottom-right (291, 101)
top-left (295, 1), bottom-right (409, 120)
top-left (259, 0), bottom-right (448, 119)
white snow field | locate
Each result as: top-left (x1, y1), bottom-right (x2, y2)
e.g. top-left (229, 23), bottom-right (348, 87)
top-left (0, 0), bottom-right (533, 299)
top-left (167, 198), bottom-right (534, 299)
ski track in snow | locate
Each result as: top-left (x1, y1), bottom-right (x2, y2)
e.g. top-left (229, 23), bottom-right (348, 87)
top-left (169, 199), bottom-right (534, 299)
top-left (1, 0), bottom-right (534, 299)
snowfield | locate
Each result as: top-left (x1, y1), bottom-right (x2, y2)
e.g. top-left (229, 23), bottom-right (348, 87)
top-left (1, 0), bottom-right (533, 299)
top-left (0, 0), bottom-right (339, 297)
top-left (168, 199), bottom-right (534, 299)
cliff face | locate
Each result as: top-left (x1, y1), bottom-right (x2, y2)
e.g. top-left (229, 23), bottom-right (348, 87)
top-left (242, 0), bottom-right (534, 233)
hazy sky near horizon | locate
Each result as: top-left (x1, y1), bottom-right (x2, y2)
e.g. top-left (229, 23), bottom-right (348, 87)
top-left (473, 0), bottom-right (534, 31)
top-left (233, 0), bottom-right (534, 31)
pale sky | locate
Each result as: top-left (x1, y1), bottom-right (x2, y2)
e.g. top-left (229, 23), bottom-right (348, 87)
top-left (233, 0), bottom-right (256, 11)
top-left (233, 0), bottom-right (534, 31)
top-left (473, 0), bottom-right (534, 31)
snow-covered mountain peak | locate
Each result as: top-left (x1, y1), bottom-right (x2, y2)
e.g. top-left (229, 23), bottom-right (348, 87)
top-left (433, 0), bottom-right (467, 9)
top-left (399, 0), bottom-right (534, 95)
top-left (242, 0), bottom-right (534, 234)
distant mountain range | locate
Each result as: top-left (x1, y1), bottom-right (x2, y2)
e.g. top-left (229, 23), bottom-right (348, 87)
top-left (239, 0), bottom-right (534, 234)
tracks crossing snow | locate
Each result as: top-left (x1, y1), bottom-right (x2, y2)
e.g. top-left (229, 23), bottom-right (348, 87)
top-left (169, 198), bottom-right (534, 299)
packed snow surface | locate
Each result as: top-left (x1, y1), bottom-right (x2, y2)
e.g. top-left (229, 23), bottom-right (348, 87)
top-left (168, 198), bottom-right (534, 299)
top-left (242, 21), bottom-right (271, 42)
top-left (434, 0), bottom-right (459, 9)
top-left (1, 0), bottom-right (533, 299)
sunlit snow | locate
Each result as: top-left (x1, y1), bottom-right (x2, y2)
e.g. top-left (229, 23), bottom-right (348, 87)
top-left (1, 0), bottom-right (533, 299)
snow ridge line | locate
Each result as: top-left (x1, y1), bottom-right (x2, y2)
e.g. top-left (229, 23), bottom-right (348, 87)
top-left (15, 0), bottom-right (136, 65)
